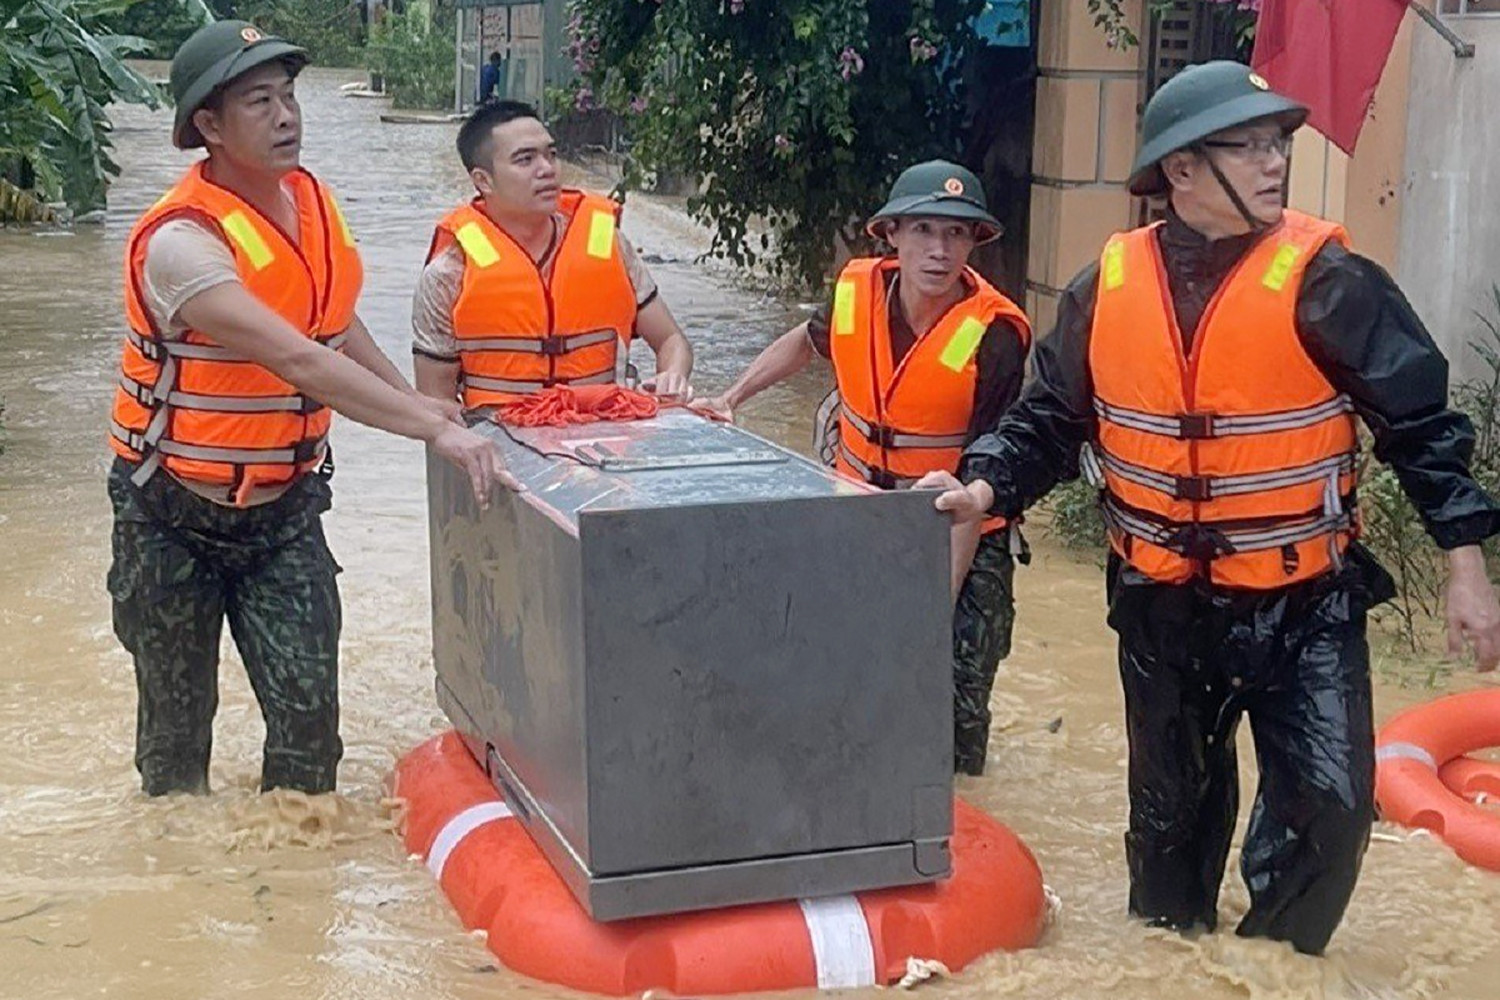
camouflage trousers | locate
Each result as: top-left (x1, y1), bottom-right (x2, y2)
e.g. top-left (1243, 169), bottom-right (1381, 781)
top-left (952, 530), bottom-right (1018, 776)
top-left (107, 458), bottom-right (343, 796)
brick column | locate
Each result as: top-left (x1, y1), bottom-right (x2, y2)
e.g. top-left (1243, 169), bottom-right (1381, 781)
top-left (1026, 1), bottom-right (1144, 335)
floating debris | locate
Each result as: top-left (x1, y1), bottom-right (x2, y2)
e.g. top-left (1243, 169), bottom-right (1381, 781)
top-left (895, 957), bottom-right (951, 989)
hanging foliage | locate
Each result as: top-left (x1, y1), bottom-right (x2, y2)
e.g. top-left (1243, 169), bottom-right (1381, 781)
top-left (1089, 0), bottom-right (1259, 51)
top-left (566, 0), bottom-right (988, 290)
top-left (0, 0), bottom-right (213, 221)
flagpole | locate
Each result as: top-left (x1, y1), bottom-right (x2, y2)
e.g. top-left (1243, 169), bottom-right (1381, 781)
top-left (1406, 0), bottom-right (1476, 58)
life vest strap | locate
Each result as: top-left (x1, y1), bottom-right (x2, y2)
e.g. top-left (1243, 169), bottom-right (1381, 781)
top-left (119, 374), bottom-right (319, 415)
top-left (837, 443), bottom-right (919, 490)
top-left (1101, 493), bottom-right (1354, 559)
top-left (111, 419), bottom-right (326, 467)
top-left (127, 328), bottom-right (347, 363)
top-left (839, 405), bottom-right (967, 450)
top-left (462, 368), bottom-right (616, 395)
top-left (1093, 394), bottom-right (1354, 439)
top-left (1100, 450), bottom-right (1356, 502)
top-left (457, 329), bottom-right (618, 356)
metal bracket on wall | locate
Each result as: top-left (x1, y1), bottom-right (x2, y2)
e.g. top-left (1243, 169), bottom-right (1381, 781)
top-left (1410, 1), bottom-right (1477, 58)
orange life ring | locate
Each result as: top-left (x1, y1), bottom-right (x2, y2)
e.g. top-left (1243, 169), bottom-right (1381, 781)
top-left (1441, 755), bottom-right (1500, 801)
top-left (393, 732), bottom-right (1047, 995)
top-left (1375, 688), bottom-right (1500, 872)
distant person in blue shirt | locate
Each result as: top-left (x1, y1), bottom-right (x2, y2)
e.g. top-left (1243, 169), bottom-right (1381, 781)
top-left (478, 51), bottom-right (502, 102)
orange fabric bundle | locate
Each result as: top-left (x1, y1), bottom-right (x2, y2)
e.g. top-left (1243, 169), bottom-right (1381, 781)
top-left (496, 384), bottom-right (661, 428)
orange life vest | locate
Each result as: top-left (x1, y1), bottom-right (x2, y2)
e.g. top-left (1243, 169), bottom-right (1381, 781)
top-left (828, 257), bottom-right (1031, 531)
top-left (1089, 210), bottom-right (1358, 589)
top-left (428, 190), bottom-right (637, 408)
top-left (111, 162), bottom-right (363, 506)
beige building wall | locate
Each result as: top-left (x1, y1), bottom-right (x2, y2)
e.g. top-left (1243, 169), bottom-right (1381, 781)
top-left (1026, 0), bottom-right (1142, 337)
top-left (1398, 11), bottom-right (1500, 377)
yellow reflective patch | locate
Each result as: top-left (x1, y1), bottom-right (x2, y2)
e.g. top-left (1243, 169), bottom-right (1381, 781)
top-left (1262, 243), bottom-right (1301, 292)
top-left (1102, 240), bottom-right (1126, 291)
top-left (833, 280), bottom-right (856, 336)
top-left (587, 210), bottom-right (616, 259)
top-left (455, 221), bottom-right (500, 268)
top-left (330, 197), bottom-right (356, 247)
top-left (220, 210), bottom-right (273, 271)
top-left (939, 316), bottom-right (987, 371)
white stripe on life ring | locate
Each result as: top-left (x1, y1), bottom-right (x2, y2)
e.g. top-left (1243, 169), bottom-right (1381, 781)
top-left (797, 894), bottom-right (876, 989)
top-left (1375, 742), bottom-right (1438, 770)
top-left (427, 801), bottom-right (514, 881)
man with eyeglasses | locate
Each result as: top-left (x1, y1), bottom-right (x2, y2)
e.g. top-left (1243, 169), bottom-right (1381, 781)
top-left (919, 61), bottom-right (1500, 953)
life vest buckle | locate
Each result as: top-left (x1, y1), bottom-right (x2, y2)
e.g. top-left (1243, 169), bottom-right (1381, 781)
top-left (539, 337), bottom-right (567, 357)
top-left (1175, 475), bottom-right (1213, 502)
top-left (1178, 412), bottom-right (1215, 439)
top-left (127, 380), bottom-right (154, 406)
top-left (862, 423), bottom-right (898, 449)
top-left (867, 468), bottom-right (901, 490)
top-left (1164, 524), bottom-right (1236, 562)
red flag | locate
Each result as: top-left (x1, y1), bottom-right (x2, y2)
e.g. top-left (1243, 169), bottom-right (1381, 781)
top-left (1250, 0), bottom-right (1408, 154)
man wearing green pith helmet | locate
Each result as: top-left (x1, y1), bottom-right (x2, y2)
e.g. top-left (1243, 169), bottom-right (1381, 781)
top-left (922, 61), bottom-right (1500, 953)
top-left (708, 160), bottom-right (1033, 777)
top-left (107, 19), bottom-right (515, 797)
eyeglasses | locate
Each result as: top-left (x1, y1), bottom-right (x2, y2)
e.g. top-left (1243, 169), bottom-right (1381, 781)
top-left (1200, 134), bottom-right (1293, 161)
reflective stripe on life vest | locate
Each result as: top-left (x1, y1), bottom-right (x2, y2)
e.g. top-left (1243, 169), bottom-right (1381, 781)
top-left (1098, 451), bottom-right (1356, 501)
top-left (836, 442), bottom-right (919, 489)
top-left (839, 404), bottom-right (969, 451)
top-left (1101, 494), bottom-right (1355, 557)
top-left (110, 419), bottom-right (327, 468)
top-left (456, 328), bottom-right (619, 355)
top-left (461, 368), bottom-right (617, 396)
top-left (1092, 393), bottom-right (1354, 438)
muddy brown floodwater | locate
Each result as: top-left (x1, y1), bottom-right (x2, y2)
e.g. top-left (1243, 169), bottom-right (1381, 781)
top-left (1, 66), bottom-right (1496, 1000)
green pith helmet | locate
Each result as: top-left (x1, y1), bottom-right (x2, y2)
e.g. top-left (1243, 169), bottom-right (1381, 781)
top-left (1128, 60), bottom-right (1308, 197)
top-left (170, 20), bottom-right (308, 149)
top-left (866, 160), bottom-right (1003, 244)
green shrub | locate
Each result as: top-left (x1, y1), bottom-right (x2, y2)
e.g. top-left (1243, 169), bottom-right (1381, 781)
top-left (365, 1), bottom-right (454, 109)
top-left (1037, 472), bottom-right (1107, 553)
